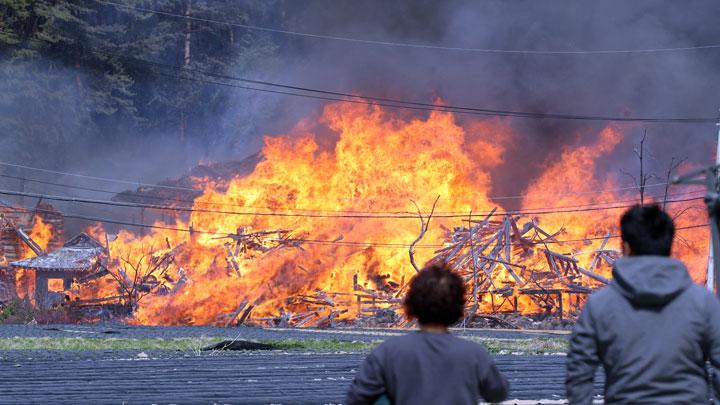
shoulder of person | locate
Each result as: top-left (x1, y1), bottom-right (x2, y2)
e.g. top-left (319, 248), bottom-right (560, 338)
top-left (584, 284), bottom-right (616, 308)
top-left (449, 334), bottom-right (493, 358)
top-left (686, 283), bottom-right (714, 298)
top-left (371, 333), bottom-right (417, 353)
top-left (573, 284), bottom-right (622, 324)
top-left (687, 284), bottom-right (720, 309)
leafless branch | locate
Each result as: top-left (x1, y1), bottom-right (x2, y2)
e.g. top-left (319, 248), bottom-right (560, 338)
top-left (105, 245), bottom-right (176, 309)
top-left (409, 195), bottom-right (440, 272)
top-left (663, 156), bottom-right (688, 209)
top-left (622, 129), bottom-right (656, 205)
top-left (672, 205), bottom-right (703, 221)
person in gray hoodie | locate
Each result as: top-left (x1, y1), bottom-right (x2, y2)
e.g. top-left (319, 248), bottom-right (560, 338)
top-left (566, 204), bottom-right (720, 404)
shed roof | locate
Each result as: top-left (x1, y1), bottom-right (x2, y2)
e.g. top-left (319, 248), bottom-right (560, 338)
top-left (10, 233), bottom-right (105, 272)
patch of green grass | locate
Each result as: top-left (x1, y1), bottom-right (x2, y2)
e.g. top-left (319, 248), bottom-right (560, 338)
top-left (465, 336), bottom-right (569, 355)
top-left (265, 339), bottom-right (378, 351)
top-left (0, 337), bottom-right (223, 351)
top-left (0, 337), bottom-right (376, 351)
top-left (0, 336), bottom-right (568, 354)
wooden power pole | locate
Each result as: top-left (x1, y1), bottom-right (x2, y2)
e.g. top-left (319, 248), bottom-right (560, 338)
top-left (706, 117), bottom-right (720, 292)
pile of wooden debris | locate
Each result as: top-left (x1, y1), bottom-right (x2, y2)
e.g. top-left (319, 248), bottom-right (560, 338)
top-left (1, 200), bottom-right (616, 329)
top-left (248, 212), bottom-right (616, 329)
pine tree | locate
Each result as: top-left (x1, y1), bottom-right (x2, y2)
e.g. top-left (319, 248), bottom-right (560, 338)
top-left (0, 0), bottom-right (282, 167)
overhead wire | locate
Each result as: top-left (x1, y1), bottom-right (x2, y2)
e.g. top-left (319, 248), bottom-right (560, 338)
top-left (97, 49), bottom-right (720, 123)
top-left (0, 23), bottom-right (710, 217)
top-left (5, 31), bottom-right (717, 123)
top-left (97, 47), bottom-right (716, 123)
top-left (1, 7), bottom-right (711, 253)
top-left (0, 161), bottom-right (195, 191)
top-left (2, 173), bottom-right (705, 216)
top-left (0, 161), bottom-right (703, 214)
top-left (6, 205), bottom-right (709, 250)
top-left (96, 0), bottom-right (720, 56)
top-left (0, 188), bottom-right (705, 220)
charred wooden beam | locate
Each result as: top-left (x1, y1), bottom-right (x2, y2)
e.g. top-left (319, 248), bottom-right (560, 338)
top-left (14, 228), bottom-right (43, 256)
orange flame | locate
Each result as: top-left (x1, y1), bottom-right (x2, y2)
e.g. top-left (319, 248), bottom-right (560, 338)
top-left (79, 102), bottom-right (708, 325)
top-left (16, 217), bottom-right (56, 301)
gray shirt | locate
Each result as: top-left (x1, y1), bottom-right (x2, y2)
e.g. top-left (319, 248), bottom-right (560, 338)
top-left (346, 331), bottom-right (509, 405)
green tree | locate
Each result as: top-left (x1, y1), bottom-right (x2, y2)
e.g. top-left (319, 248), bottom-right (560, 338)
top-left (0, 0), bottom-right (281, 167)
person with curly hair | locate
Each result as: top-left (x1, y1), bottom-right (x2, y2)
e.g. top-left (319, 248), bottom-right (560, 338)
top-left (346, 263), bottom-right (509, 405)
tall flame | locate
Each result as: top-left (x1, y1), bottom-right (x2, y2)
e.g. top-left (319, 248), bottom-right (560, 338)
top-left (80, 102), bottom-right (707, 325)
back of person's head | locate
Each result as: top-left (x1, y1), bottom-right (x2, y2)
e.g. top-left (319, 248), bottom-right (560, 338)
top-left (620, 204), bottom-right (675, 256)
top-left (403, 262), bottom-right (465, 326)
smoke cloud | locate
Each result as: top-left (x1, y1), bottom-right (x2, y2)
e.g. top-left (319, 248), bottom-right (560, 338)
top-left (2, 0), bottom-right (719, 224)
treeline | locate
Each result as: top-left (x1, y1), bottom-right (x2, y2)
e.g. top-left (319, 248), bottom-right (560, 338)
top-left (0, 0), bottom-right (284, 166)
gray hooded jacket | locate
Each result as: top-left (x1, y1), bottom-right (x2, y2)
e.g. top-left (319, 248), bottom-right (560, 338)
top-left (566, 256), bottom-right (720, 404)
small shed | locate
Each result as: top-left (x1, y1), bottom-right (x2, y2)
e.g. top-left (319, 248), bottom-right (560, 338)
top-left (11, 233), bottom-right (105, 308)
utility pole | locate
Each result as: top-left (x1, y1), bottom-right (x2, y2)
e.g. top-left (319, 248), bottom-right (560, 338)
top-left (707, 116), bottom-right (720, 292)
top-left (179, 0), bottom-right (192, 146)
top-left (673, 121), bottom-right (720, 296)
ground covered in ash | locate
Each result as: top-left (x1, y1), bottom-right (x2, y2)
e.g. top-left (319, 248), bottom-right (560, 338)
top-left (0, 325), bottom-right (601, 404)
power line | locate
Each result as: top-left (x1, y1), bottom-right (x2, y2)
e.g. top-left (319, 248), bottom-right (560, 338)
top-left (96, 0), bottom-right (720, 56)
top-left (275, 224), bottom-right (709, 248)
top-left (0, 188), bottom-right (704, 220)
top-left (8, 33), bottom-right (717, 124)
top-left (0, 161), bottom-right (195, 191)
top-left (91, 47), bottom-right (720, 123)
top-left (11, 172), bottom-right (704, 216)
top-left (1, 162), bottom-right (702, 214)
top-left (0, 174), bottom-right (125, 196)
top-left (11, 205), bottom-right (709, 249)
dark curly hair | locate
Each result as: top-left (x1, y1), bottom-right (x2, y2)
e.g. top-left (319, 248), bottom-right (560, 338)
top-left (403, 263), bottom-right (466, 326)
top-left (620, 204), bottom-right (675, 256)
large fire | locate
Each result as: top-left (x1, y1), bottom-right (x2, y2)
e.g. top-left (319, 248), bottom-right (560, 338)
top-left (78, 102), bottom-right (707, 325)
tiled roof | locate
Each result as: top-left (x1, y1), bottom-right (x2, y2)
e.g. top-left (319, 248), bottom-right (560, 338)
top-left (10, 233), bottom-right (105, 272)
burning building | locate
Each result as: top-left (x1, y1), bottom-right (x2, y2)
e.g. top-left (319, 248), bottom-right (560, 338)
top-left (0, 104), bottom-right (702, 326)
top-left (60, 102), bottom-right (706, 327)
top-left (0, 201), bottom-right (64, 305)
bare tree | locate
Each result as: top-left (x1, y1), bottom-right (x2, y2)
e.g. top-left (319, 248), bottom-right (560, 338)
top-left (107, 246), bottom-right (176, 310)
top-left (409, 196), bottom-right (440, 272)
top-left (621, 130), bottom-right (655, 205)
top-left (662, 156), bottom-right (687, 209)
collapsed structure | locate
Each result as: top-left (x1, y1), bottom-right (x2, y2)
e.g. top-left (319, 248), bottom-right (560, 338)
top-left (11, 233), bottom-right (106, 309)
top-left (0, 198), bottom-right (622, 327)
top-left (0, 201), bottom-right (65, 305)
top-left (261, 213), bottom-right (617, 329)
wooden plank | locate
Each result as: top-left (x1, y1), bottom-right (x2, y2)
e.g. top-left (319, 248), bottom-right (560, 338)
top-left (576, 266), bottom-right (610, 284)
top-left (223, 243), bottom-right (242, 277)
top-left (587, 232), bottom-right (611, 273)
top-left (15, 228), bottom-right (44, 256)
top-left (237, 304), bottom-right (254, 326)
top-left (224, 300), bottom-right (248, 327)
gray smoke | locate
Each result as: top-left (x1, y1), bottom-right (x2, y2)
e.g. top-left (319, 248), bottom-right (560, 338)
top-left (241, 0), bottom-right (719, 200)
top-left (2, 0), bottom-right (719, 227)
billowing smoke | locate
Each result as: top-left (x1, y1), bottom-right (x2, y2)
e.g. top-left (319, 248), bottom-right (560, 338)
top-left (248, 0), bottom-right (720, 198)
top-left (1, 0), bottom-right (719, 224)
